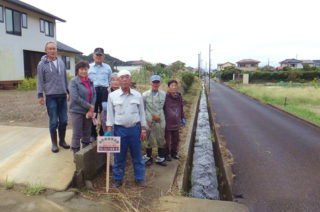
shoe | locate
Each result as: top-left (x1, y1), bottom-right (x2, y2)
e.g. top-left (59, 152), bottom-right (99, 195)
top-left (113, 180), bottom-right (123, 188)
top-left (172, 154), bottom-right (180, 160)
top-left (165, 155), bottom-right (172, 161)
top-left (50, 132), bottom-right (59, 153)
top-left (155, 156), bottom-right (167, 166)
top-left (58, 130), bottom-right (70, 149)
top-left (143, 155), bottom-right (153, 166)
top-left (82, 141), bottom-right (90, 149)
top-left (135, 179), bottom-right (147, 187)
top-left (72, 147), bottom-right (80, 162)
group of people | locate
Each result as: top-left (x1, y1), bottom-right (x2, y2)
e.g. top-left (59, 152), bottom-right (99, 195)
top-left (37, 42), bottom-right (185, 188)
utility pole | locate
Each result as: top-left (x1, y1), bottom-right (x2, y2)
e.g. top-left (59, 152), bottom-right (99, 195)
top-left (198, 52), bottom-right (201, 79)
top-left (209, 44), bottom-right (211, 91)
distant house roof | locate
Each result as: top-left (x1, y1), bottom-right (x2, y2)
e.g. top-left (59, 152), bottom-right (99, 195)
top-left (218, 62), bottom-right (235, 66)
top-left (57, 41), bottom-right (82, 54)
top-left (4, 0), bottom-right (66, 22)
top-left (126, 60), bottom-right (150, 66)
top-left (236, 59), bottom-right (260, 64)
top-left (301, 60), bottom-right (314, 64)
top-left (279, 59), bottom-right (302, 64)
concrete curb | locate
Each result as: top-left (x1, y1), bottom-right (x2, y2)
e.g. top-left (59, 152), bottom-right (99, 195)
top-left (177, 89), bottom-right (201, 194)
top-left (205, 85), bottom-right (234, 201)
top-left (225, 84), bottom-right (320, 130)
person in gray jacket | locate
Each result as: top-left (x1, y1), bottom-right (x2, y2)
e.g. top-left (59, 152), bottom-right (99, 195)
top-left (37, 41), bottom-right (70, 153)
top-left (69, 61), bottom-right (96, 155)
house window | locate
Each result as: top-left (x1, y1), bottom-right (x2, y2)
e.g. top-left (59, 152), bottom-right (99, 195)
top-left (62, 56), bottom-right (70, 70)
top-left (22, 13), bottom-right (27, 28)
top-left (0, 5), bottom-right (3, 22)
top-left (40, 19), bottom-right (44, 32)
top-left (40, 19), bottom-right (54, 37)
top-left (5, 8), bottom-right (21, 36)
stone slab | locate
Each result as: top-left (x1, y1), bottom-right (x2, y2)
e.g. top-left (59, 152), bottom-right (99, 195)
top-left (0, 125), bottom-right (75, 191)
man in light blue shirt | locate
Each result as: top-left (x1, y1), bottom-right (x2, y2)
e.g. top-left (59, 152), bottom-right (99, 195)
top-left (88, 47), bottom-right (112, 141)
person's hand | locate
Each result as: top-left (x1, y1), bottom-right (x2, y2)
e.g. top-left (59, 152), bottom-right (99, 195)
top-left (140, 130), bottom-right (146, 141)
top-left (89, 105), bottom-right (94, 112)
top-left (181, 118), bottom-right (186, 127)
top-left (104, 131), bottom-right (112, 136)
top-left (38, 97), bottom-right (45, 105)
top-left (67, 94), bottom-right (70, 102)
top-left (102, 101), bottom-right (107, 111)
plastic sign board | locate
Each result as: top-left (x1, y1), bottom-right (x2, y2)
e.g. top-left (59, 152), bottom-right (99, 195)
top-left (97, 136), bottom-right (120, 153)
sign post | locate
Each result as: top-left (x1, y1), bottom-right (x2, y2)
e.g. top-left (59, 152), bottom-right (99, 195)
top-left (97, 136), bottom-right (121, 193)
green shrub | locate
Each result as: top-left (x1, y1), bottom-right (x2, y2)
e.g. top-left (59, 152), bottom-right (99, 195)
top-left (181, 71), bottom-right (195, 92)
top-left (17, 77), bottom-right (37, 90)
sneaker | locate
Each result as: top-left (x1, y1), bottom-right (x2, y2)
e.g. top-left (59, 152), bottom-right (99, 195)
top-left (113, 180), bottom-right (123, 188)
top-left (155, 156), bottom-right (167, 166)
top-left (165, 155), bottom-right (172, 161)
top-left (143, 155), bottom-right (153, 166)
top-left (135, 179), bottom-right (147, 187)
top-left (172, 154), bottom-right (180, 160)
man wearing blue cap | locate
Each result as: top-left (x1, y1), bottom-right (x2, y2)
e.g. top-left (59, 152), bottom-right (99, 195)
top-left (142, 75), bottom-right (167, 166)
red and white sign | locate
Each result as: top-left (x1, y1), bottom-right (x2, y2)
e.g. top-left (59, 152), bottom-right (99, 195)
top-left (97, 136), bottom-right (121, 153)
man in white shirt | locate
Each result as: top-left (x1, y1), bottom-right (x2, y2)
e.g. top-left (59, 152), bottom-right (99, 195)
top-left (106, 70), bottom-right (147, 187)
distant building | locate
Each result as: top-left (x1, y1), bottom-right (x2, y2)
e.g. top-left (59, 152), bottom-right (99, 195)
top-left (236, 59), bottom-right (260, 71)
top-left (0, 0), bottom-right (81, 89)
top-left (279, 59), bottom-right (303, 69)
top-left (116, 59), bottom-right (150, 72)
top-left (217, 62), bottom-right (236, 71)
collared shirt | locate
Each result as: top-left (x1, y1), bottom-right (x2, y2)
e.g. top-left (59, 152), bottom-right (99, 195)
top-left (88, 62), bottom-right (112, 87)
top-left (142, 89), bottom-right (166, 128)
top-left (107, 88), bottom-right (147, 128)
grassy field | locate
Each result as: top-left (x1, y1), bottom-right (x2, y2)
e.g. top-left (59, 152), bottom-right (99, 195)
top-left (234, 84), bottom-right (320, 125)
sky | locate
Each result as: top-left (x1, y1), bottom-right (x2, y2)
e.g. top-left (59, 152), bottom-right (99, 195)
top-left (24, 0), bottom-right (320, 69)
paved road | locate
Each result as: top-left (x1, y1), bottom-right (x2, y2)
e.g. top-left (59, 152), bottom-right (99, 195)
top-left (207, 81), bottom-right (320, 212)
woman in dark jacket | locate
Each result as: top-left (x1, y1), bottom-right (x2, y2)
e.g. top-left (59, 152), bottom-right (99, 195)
top-left (69, 61), bottom-right (96, 155)
top-left (163, 80), bottom-right (186, 160)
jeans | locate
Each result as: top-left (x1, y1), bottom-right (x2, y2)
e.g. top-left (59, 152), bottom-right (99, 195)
top-left (46, 95), bottom-right (68, 134)
top-left (113, 123), bottom-right (145, 180)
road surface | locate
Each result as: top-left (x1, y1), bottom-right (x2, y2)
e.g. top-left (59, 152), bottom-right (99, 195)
top-left (208, 81), bottom-right (320, 212)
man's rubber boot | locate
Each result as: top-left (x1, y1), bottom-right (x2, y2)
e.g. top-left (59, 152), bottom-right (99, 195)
top-left (143, 148), bottom-right (153, 166)
top-left (58, 130), bottom-right (70, 149)
top-left (156, 148), bottom-right (167, 166)
top-left (50, 132), bottom-right (59, 153)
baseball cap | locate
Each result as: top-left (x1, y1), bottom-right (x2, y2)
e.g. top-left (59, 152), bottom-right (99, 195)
top-left (94, 47), bottom-right (104, 55)
top-left (118, 70), bottom-right (131, 77)
top-left (150, 75), bottom-right (161, 82)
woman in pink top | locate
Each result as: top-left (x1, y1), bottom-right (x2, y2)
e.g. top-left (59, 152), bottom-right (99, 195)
top-left (69, 61), bottom-right (96, 158)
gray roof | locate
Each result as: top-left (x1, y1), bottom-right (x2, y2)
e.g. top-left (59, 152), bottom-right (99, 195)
top-left (57, 41), bottom-right (82, 54)
top-left (3, 0), bottom-right (66, 22)
top-left (280, 59), bottom-right (302, 64)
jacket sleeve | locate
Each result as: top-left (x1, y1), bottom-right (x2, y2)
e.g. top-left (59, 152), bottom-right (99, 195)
top-left (180, 95), bottom-right (185, 119)
top-left (62, 62), bottom-right (69, 94)
top-left (69, 79), bottom-right (91, 110)
top-left (139, 95), bottom-right (147, 127)
top-left (106, 96), bottom-right (114, 127)
top-left (37, 62), bottom-right (44, 98)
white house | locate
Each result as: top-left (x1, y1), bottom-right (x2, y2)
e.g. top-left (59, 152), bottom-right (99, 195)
top-left (0, 0), bottom-right (81, 89)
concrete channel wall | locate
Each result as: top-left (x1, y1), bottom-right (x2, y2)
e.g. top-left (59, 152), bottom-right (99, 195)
top-left (191, 85), bottom-right (219, 199)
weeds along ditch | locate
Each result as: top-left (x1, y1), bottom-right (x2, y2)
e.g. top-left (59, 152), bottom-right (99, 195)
top-left (183, 83), bottom-right (232, 200)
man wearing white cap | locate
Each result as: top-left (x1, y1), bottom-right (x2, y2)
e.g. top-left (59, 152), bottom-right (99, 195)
top-left (105, 70), bottom-right (147, 187)
top-left (142, 75), bottom-right (167, 166)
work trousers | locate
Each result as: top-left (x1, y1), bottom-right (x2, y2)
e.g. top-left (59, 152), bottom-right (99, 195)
top-left (46, 95), bottom-right (68, 134)
top-left (165, 129), bottom-right (180, 156)
top-left (113, 124), bottom-right (145, 180)
top-left (91, 86), bottom-right (108, 138)
top-left (70, 112), bottom-right (92, 149)
top-left (146, 122), bottom-right (166, 149)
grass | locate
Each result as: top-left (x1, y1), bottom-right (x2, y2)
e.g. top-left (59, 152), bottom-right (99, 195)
top-left (23, 183), bottom-right (45, 195)
top-left (235, 84), bottom-right (320, 125)
top-left (4, 176), bottom-right (15, 189)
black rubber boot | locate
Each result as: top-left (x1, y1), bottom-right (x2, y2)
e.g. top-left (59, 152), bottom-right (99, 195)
top-left (50, 132), bottom-right (59, 153)
top-left (59, 130), bottom-right (70, 149)
top-left (156, 148), bottom-right (167, 166)
top-left (143, 148), bottom-right (153, 166)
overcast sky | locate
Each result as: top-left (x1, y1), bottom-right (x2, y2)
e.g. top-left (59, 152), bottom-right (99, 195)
top-left (24, 0), bottom-right (320, 69)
